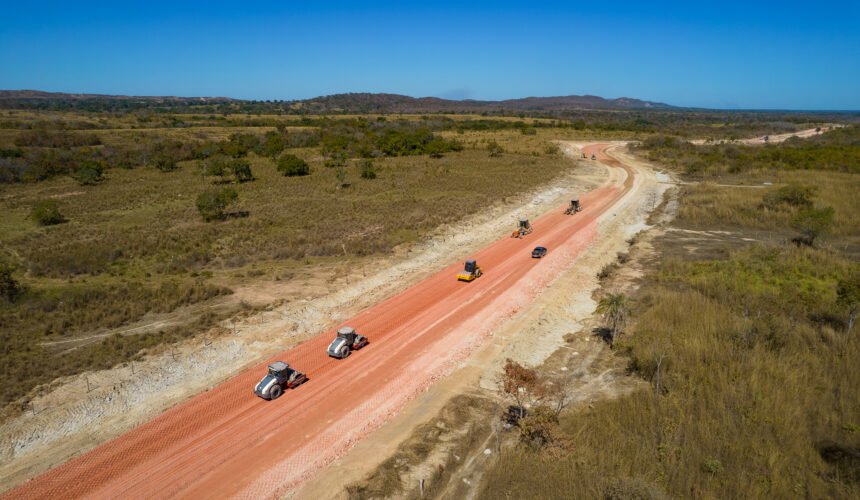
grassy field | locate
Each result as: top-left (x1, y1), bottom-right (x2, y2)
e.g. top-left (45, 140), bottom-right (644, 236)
top-left (0, 111), bottom-right (577, 409)
top-left (477, 129), bottom-right (860, 498)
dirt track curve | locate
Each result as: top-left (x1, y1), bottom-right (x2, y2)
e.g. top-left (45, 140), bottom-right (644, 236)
top-left (5, 144), bottom-right (632, 499)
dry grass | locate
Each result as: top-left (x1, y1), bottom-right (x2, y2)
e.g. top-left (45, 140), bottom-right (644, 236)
top-left (0, 112), bottom-right (576, 410)
top-left (478, 148), bottom-right (860, 498)
top-left (677, 171), bottom-right (860, 239)
top-left (481, 245), bottom-right (860, 499)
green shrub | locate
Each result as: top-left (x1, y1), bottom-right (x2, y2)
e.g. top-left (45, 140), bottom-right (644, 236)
top-left (196, 187), bottom-right (238, 221)
top-left (31, 200), bottom-right (66, 226)
top-left (202, 155), bottom-right (228, 181)
top-left (230, 159), bottom-right (254, 183)
top-left (259, 130), bottom-right (286, 158)
top-left (762, 183), bottom-right (816, 209)
top-left (277, 153), bottom-right (310, 177)
top-left (152, 153), bottom-right (178, 172)
top-left (836, 272), bottom-right (860, 335)
top-left (0, 264), bottom-right (22, 302)
top-left (360, 159), bottom-right (377, 179)
top-left (74, 163), bottom-right (104, 186)
top-left (791, 206), bottom-right (834, 246)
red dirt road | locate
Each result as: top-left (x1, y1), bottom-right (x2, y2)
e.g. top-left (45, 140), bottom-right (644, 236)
top-left (6, 145), bottom-right (631, 499)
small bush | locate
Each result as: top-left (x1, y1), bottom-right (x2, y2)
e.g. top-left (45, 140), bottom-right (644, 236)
top-left (425, 138), bottom-right (452, 158)
top-left (360, 159), bottom-right (377, 179)
top-left (791, 206), bottom-right (834, 247)
top-left (196, 187), bottom-right (238, 222)
top-left (152, 154), bottom-right (178, 172)
top-left (762, 183), bottom-right (816, 209)
top-left (202, 155), bottom-right (228, 182)
top-left (277, 154), bottom-right (310, 177)
top-left (701, 459), bottom-right (724, 475)
top-left (230, 159), bottom-right (254, 183)
top-left (0, 264), bottom-right (22, 302)
top-left (258, 131), bottom-right (286, 158)
top-left (74, 163), bottom-right (104, 186)
top-left (31, 200), bottom-right (66, 226)
top-left (487, 140), bottom-right (504, 157)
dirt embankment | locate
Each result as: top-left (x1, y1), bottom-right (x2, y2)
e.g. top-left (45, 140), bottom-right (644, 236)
top-left (0, 152), bottom-right (608, 492)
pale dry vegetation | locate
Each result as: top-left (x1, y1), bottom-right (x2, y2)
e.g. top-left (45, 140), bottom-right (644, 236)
top-left (478, 129), bottom-right (860, 499)
top-left (0, 111), bottom-right (572, 411)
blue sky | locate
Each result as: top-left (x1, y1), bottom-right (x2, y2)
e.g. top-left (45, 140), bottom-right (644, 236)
top-left (1, 1), bottom-right (858, 109)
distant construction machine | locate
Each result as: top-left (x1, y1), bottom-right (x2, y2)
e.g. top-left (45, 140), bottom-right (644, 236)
top-left (327, 326), bottom-right (369, 359)
top-left (564, 199), bottom-right (582, 215)
top-left (254, 361), bottom-right (308, 400)
top-left (457, 259), bottom-right (483, 282)
top-left (511, 219), bottom-right (533, 238)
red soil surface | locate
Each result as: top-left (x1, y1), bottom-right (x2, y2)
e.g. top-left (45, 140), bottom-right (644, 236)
top-left (6, 145), bottom-right (631, 499)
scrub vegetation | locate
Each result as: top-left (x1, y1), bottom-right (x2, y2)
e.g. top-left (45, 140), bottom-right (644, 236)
top-left (635, 125), bottom-right (860, 176)
top-left (0, 108), bottom-right (573, 410)
top-left (478, 126), bottom-right (860, 499)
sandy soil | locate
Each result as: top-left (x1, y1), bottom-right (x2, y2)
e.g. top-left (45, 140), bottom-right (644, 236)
top-left (0, 153), bottom-right (608, 493)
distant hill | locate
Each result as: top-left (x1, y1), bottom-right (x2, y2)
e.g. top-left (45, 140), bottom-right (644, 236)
top-left (0, 90), bottom-right (235, 103)
top-left (293, 93), bottom-right (675, 114)
top-left (0, 90), bottom-right (673, 113)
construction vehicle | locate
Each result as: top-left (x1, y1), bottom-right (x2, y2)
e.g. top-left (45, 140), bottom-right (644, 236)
top-left (254, 361), bottom-right (307, 400)
top-left (564, 199), bottom-right (582, 215)
top-left (457, 259), bottom-right (483, 282)
top-left (511, 219), bottom-right (533, 238)
top-left (327, 326), bottom-right (368, 359)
